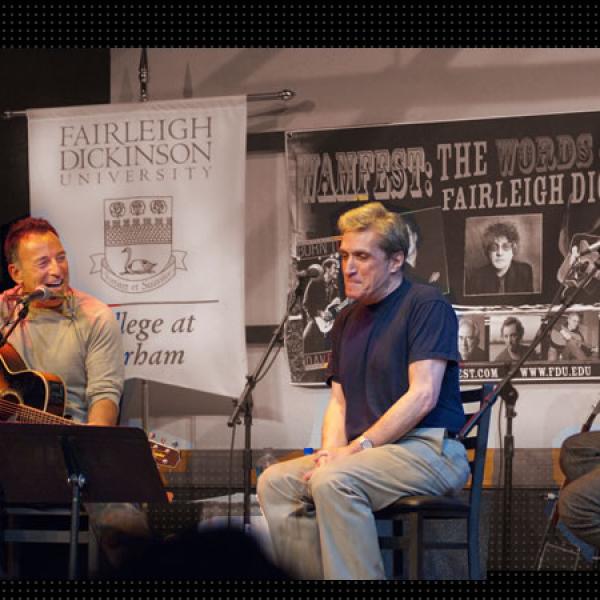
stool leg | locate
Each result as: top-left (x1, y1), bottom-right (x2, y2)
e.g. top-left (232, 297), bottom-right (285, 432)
top-left (467, 518), bottom-right (481, 579)
top-left (87, 525), bottom-right (99, 577)
top-left (534, 498), bottom-right (558, 570)
top-left (5, 541), bottom-right (19, 578)
top-left (391, 519), bottom-right (404, 579)
top-left (407, 513), bottom-right (424, 580)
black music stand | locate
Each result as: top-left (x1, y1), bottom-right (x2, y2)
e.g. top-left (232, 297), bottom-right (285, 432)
top-left (0, 423), bottom-right (168, 579)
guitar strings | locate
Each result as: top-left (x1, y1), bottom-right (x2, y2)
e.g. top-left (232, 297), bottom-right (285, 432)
top-left (0, 397), bottom-right (180, 466)
top-left (0, 397), bottom-right (72, 425)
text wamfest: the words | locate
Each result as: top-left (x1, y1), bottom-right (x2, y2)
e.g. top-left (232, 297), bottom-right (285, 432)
top-left (297, 133), bottom-right (600, 209)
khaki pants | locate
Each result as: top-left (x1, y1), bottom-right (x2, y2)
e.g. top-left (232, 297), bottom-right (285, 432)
top-left (257, 428), bottom-right (470, 580)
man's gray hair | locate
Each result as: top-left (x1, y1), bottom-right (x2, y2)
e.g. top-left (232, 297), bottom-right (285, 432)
top-left (337, 202), bottom-right (409, 258)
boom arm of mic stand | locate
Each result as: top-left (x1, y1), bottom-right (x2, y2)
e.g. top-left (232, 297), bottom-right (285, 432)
top-left (228, 281), bottom-right (306, 427)
top-left (457, 254), bottom-right (600, 441)
top-left (457, 257), bottom-right (598, 571)
top-left (229, 307), bottom-right (290, 427)
top-left (0, 303), bottom-right (30, 350)
top-left (227, 284), bottom-right (303, 528)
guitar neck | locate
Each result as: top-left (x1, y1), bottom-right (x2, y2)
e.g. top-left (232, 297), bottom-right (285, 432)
top-left (0, 399), bottom-right (181, 469)
top-left (582, 398), bottom-right (600, 433)
top-left (0, 398), bottom-right (73, 426)
top-left (0, 343), bottom-right (180, 468)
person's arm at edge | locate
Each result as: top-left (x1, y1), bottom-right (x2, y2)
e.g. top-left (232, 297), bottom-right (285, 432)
top-left (87, 398), bottom-right (119, 426)
top-left (321, 381), bottom-right (348, 449)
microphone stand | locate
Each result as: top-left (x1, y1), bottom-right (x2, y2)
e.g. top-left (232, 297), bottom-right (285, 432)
top-left (0, 301), bottom-right (30, 350)
top-left (457, 252), bottom-right (600, 570)
top-left (227, 278), bottom-right (309, 528)
top-left (0, 288), bottom-right (57, 349)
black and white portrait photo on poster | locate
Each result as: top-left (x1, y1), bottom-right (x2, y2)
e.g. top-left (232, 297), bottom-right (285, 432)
top-left (285, 236), bottom-right (347, 384)
top-left (459, 309), bottom-right (600, 384)
top-left (489, 313), bottom-right (543, 364)
top-left (547, 310), bottom-right (599, 362)
top-left (556, 194), bottom-right (600, 301)
top-left (464, 214), bottom-right (542, 297)
top-left (557, 231), bottom-right (600, 298)
top-left (401, 207), bottom-right (449, 293)
top-left (301, 254), bottom-right (343, 360)
top-left (457, 313), bottom-right (488, 363)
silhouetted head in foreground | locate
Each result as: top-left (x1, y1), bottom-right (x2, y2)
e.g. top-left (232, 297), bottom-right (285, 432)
top-left (107, 525), bottom-right (292, 580)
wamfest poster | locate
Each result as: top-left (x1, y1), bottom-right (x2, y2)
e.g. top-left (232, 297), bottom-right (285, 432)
top-left (286, 111), bottom-right (600, 384)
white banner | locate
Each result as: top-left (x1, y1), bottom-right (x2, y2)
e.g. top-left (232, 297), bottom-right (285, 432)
top-left (27, 96), bottom-right (248, 398)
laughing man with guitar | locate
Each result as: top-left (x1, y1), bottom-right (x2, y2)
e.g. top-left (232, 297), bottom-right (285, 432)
top-left (0, 216), bottom-right (151, 568)
top-left (1, 217), bottom-right (124, 426)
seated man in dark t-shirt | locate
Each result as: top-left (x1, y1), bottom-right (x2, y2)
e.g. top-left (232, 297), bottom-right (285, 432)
top-left (257, 202), bottom-right (470, 580)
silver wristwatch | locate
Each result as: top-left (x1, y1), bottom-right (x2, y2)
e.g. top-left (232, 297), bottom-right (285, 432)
top-left (357, 435), bottom-right (374, 450)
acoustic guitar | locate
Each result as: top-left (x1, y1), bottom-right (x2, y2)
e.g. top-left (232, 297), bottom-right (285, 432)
top-left (0, 342), bottom-right (180, 469)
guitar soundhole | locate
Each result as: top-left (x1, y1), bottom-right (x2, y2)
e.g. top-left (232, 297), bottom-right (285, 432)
top-left (0, 392), bottom-right (20, 421)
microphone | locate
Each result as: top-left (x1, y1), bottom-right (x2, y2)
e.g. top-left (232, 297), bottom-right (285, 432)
top-left (296, 264), bottom-right (323, 279)
top-left (579, 239), bottom-right (600, 256)
top-left (19, 286), bottom-right (54, 305)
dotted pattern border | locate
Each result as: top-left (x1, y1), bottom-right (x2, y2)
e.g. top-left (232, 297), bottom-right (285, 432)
top-left (0, 6), bottom-right (597, 46)
top-left (0, 572), bottom-right (599, 595)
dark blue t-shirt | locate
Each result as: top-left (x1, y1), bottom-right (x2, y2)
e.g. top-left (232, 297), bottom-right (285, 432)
top-left (327, 278), bottom-right (465, 440)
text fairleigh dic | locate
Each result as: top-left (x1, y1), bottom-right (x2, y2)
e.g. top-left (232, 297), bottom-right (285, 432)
top-left (297, 132), bottom-right (600, 211)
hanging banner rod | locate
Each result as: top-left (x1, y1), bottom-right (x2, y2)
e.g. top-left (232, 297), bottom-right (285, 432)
top-left (2, 89), bottom-right (296, 120)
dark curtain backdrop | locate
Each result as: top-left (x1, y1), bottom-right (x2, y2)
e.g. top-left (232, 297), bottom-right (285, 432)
top-left (0, 48), bottom-right (110, 290)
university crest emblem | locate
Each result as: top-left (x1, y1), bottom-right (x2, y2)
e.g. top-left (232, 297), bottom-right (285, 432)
top-left (90, 196), bottom-right (186, 293)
